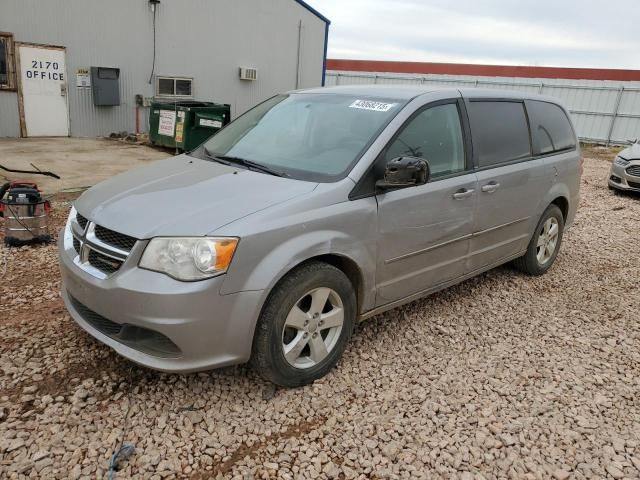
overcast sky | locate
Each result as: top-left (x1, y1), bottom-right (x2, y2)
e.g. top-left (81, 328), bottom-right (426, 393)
top-left (308, 0), bottom-right (640, 69)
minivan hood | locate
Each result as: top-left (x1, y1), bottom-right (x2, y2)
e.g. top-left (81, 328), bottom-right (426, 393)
top-left (74, 155), bottom-right (317, 238)
top-left (620, 143), bottom-right (640, 160)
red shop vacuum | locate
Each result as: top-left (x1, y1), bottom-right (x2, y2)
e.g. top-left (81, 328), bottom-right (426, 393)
top-left (0, 181), bottom-right (52, 246)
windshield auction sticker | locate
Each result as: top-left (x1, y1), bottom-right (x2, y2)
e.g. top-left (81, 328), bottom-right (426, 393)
top-left (349, 100), bottom-right (397, 112)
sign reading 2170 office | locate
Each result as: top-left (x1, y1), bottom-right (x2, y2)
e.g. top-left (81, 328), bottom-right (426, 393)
top-left (25, 60), bottom-right (64, 81)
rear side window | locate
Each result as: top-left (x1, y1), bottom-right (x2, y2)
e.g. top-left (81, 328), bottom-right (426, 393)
top-left (527, 100), bottom-right (576, 155)
top-left (467, 101), bottom-right (531, 168)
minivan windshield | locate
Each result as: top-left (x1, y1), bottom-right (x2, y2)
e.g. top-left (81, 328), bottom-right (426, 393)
top-left (198, 93), bottom-right (404, 182)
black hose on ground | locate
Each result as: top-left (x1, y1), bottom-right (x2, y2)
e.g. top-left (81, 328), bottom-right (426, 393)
top-left (0, 164), bottom-right (61, 179)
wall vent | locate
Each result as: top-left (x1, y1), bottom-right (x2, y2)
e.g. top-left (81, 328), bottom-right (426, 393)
top-left (239, 67), bottom-right (258, 81)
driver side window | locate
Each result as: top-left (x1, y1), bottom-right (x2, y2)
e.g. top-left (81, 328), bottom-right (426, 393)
top-left (384, 102), bottom-right (466, 179)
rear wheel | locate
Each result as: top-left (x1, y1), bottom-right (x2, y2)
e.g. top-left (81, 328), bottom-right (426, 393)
top-left (513, 204), bottom-right (564, 276)
top-left (251, 261), bottom-right (356, 387)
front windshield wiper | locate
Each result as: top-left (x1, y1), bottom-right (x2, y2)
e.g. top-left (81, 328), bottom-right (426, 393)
top-left (202, 147), bottom-right (289, 177)
top-left (215, 155), bottom-right (289, 178)
top-left (202, 147), bottom-right (231, 166)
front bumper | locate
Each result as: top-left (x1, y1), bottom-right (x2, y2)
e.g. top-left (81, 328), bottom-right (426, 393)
top-left (609, 161), bottom-right (640, 192)
top-left (58, 232), bottom-right (264, 372)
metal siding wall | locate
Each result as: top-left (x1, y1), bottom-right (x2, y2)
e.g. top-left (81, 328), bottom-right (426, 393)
top-left (298, 13), bottom-right (326, 91)
top-left (327, 71), bottom-right (640, 144)
top-left (152, 0), bottom-right (326, 119)
top-left (613, 89), bottom-right (640, 142)
top-left (0, 0), bottom-right (153, 137)
top-left (0, 0), bottom-right (326, 137)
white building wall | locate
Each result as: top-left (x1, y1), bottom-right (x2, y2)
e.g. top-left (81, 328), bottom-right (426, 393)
top-left (0, 0), bottom-right (328, 137)
top-left (327, 71), bottom-right (640, 144)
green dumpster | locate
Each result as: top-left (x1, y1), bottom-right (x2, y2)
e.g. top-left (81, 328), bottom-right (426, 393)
top-left (149, 101), bottom-right (231, 152)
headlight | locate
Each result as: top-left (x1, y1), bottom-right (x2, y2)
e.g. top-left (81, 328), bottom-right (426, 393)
top-left (139, 237), bottom-right (238, 281)
top-left (614, 156), bottom-right (629, 166)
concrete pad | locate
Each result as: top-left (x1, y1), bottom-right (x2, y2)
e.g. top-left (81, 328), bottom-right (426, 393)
top-left (0, 137), bottom-right (169, 194)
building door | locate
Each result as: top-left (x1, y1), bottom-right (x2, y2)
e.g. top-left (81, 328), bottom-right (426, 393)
top-left (17, 44), bottom-right (69, 137)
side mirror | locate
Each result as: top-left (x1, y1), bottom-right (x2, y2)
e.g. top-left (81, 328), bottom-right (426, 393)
top-left (376, 156), bottom-right (430, 190)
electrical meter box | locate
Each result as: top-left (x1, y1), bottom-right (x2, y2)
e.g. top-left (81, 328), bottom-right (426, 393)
top-left (90, 67), bottom-right (121, 106)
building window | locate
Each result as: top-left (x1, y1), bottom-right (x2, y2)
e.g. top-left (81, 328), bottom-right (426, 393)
top-left (0, 32), bottom-right (16, 90)
top-left (156, 76), bottom-right (193, 98)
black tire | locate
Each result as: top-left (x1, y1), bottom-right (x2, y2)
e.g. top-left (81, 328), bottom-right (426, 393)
top-left (513, 204), bottom-right (564, 276)
top-left (251, 261), bottom-right (357, 387)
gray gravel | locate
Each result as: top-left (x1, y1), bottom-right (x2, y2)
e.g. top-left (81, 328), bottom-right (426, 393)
top-left (1, 146), bottom-right (639, 479)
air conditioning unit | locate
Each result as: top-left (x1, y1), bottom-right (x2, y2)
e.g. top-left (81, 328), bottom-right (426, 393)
top-left (239, 67), bottom-right (258, 81)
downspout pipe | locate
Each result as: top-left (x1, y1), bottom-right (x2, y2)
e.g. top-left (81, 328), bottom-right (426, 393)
top-left (322, 21), bottom-right (329, 86)
top-left (291, 1), bottom-right (331, 87)
top-left (296, 20), bottom-right (303, 89)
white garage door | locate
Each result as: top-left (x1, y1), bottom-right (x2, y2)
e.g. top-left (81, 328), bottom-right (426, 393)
top-left (18, 44), bottom-right (69, 137)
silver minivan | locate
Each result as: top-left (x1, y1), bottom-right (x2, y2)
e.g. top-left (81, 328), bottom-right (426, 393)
top-left (59, 86), bottom-right (581, 386)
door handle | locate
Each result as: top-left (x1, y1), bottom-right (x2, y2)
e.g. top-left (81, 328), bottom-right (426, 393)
top-left (481, 182), bottom-right (500, 193)
top-left (452, 188), bottom-right (474, 200)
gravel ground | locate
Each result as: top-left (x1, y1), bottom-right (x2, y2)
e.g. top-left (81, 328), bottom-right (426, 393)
top-left (1, 146), bottom-right (639, 479)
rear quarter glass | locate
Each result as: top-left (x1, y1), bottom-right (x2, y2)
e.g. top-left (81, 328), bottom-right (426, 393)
top-left (527, 100), bottom-right (577, 155)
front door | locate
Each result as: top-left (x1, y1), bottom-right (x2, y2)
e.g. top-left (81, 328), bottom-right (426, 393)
top-left (375, 100), bottom-right (477, 306)
top-left (17, 44), bottom-right (69, 137)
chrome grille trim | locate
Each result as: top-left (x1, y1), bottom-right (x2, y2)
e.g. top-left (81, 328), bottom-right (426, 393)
top-left (72, 214), bottom-right (87, 237)
top-left (85, 223), bottom-right (131, 258)
top-left (65, 220), bottom-right (137, 279)
top-left (87, 249), bottom-right (123, 275)
top-left (94, 225), bottom-right (137, 252)
top-left (72, 236), bottom-right (81, 255)
top-left (75, 212), bottom-right (89, 231)
top-left (626, 164), bottom-right (640, 177)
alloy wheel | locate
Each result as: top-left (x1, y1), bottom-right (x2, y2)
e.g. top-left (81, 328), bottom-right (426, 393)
top-left (281, 287), bottom-right (344, 369)
top-left (536, 217), bottom-right (559, 265)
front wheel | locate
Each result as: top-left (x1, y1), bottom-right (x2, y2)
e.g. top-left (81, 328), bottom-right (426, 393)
top-left (513, 204), bottom-right (564, 276)
top-left (251, 261), bottom-right (356, 387)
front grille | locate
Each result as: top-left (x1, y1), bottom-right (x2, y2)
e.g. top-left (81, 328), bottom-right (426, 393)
top-left (626, 165), bottom-right (640, 177)
top-left (68, 294), bottom-right (181, 358)
top-left (76, 212), bottom-right (88, 230)
top-left (94, 225), bottom-right (137, 251)
top-left (87, 249), bottom-right (123, 275)
top-left (68, 219), bottom-right (133, 279)
top-left (72, 236), bottom-right (81, 254)
top-left (627, 180), bottom-right (640, 190)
